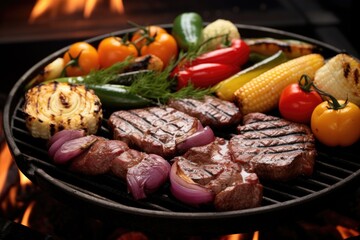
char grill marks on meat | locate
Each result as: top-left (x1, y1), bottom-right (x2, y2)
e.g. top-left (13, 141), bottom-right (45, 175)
top-left (50, 130), bottom-right (171, 200)
top-left (229, 112), bottom-right (316, 181)
top-left (107, 106), bottom-right (202, 158)
top-left (172, 138), bottom-right (263, 211)
top-left (167, 95), bottom-right (242, 129)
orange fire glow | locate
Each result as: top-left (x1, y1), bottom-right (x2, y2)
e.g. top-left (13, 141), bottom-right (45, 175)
top-left (20, 201), bottom-right (36, 227)
top-left (29, 0), bottom-right (124, 23)
top-left (0, 144), bottom-right (12, 193)
top-left (0, 142), bottom-right (33, 220)
top-left (337, 225), bottom-right (360, 239)
top-left (219, 231), bottom-right (259, 240)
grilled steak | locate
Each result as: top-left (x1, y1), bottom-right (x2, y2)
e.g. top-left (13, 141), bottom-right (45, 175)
top-left (108, 106), bottom-right (206, 158)
top-left (171, 138), bottom-right (263, 211)
top-left (229, 112), bottom-right (316, 181)
top-left (167, 95), bottom-right (242, 129)
top-left (111, 149), bottom-right (146, 179)
top-left (69, 139), bottom-right (129, 175)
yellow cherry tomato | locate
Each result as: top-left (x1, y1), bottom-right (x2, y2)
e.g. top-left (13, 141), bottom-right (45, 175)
top-left (311, 100), bottom-right (360, 147)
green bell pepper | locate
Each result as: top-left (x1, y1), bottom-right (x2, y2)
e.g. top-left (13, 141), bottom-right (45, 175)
top-left (172, 12), bottom-right (203, 51)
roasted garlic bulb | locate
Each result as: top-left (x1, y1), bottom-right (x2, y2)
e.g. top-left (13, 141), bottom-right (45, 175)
top-left (314, 53), bottom-right (360, 106)
top-left (23, 82), bottom-right (103, 139)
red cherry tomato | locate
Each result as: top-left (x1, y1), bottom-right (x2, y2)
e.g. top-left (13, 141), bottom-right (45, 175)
top-left (279, 75), bottom-right (323, 124)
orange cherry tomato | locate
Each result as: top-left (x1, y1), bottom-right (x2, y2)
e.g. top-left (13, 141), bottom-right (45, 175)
top-left (97, 36), bottom-right (138, 69)
top-left (131, 25), bottom-right (167, 50)
top-left (63, 42), bottom-right (100, 77)
top-left (140, 32), bottom-right (178, 68)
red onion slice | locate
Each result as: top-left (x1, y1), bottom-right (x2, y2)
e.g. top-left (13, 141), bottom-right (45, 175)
top-left (48, 129), bottom-right (86, 157)
top-left (177, 126), bottom-right (215, 153)
top-left (169, 159), bottom-right (214, 206)
top-left (126, 154), bottom-right (171, 200)
top-left (53, 135), bottom-right (98, 164)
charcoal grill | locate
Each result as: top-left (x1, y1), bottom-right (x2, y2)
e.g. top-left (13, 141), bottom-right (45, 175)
top-left (3, 24), bottom-right (360, 235)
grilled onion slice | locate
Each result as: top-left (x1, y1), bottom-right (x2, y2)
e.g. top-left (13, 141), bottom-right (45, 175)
top-left (23, 82), bottom-right (103, 139)
top-left (314, 53), bottom-right (360, 106)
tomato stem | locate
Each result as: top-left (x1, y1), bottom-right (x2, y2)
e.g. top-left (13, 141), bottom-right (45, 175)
top-left (128, 21), bottom-right (156, 46)
top-left (61, 50), bottom-right (83, 77)
top-left (298, 74), bottom-right (314, 92)
top-left (309, 76), bottom-right (348, 110)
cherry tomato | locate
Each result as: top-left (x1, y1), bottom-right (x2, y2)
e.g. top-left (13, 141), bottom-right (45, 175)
top-left (311, 100), bottom-right (360, 147)
top-left (140, 32), bottom-right (178, 68)
top-left (131, 25), bottom-right (167, 50)
top-left (279, 75), bottom-right (323, 124)
top-left (63, 42), bottom-right (100, 77)
top-left (97, 36), bottom-right (138, 69)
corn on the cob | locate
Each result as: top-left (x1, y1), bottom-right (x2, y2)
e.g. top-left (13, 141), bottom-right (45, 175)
top-left (234, 53), bottom-right (325, 115)
top-left (314, 53), bottom-right (360, 106)
top-left (23, 82), bottom-right (103, 139)
top-left (215, 50), bottom-right (287, 101)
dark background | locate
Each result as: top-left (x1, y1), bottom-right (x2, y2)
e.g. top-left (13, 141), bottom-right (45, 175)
top-left (0, 0), bottom-right (358, 97)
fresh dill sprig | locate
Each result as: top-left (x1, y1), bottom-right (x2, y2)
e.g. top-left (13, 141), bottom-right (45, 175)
top-left (128, 66), bottom-right (174, 103)
top-left (128, 62), bottom-right (214, 104)
top-left (171, 83), bottom-right (215, 100)
top-left (83, 57), bottom-right (133, 85)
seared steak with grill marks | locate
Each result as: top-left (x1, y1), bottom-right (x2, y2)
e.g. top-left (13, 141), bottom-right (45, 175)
top-left (167, 95), bottom-right (242, 129)
top-left (111, 149), bottom-right (146, 179)
top-left (171, 138), bottom-right (263, 211)
top-left (229, 112), bottom-right (316, 181)
top-left (69, 139), bottom-right (129, 175)
top-left (107, 106), bottom-right (205, 158)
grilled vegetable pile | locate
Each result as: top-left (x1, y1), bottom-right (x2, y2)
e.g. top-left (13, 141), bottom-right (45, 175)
top-left (21, 12), bottom-right (360, 207)
top-left (23, 12), bottom-right (360, 146)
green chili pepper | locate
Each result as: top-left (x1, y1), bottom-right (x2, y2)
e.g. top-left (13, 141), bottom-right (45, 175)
top-left (42, 77), bottom-right (155, 109)
top-left (172, 12), bottom-right (203, 51)
top-left (32, 61), bottom-right (210, 109)
top-left (87, 84), bottom-right (155, 109)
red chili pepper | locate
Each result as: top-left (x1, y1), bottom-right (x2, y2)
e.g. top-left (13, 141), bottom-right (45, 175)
top-left (176, 63), bottom-right (240, 89)
top-left (189, 38), bottom-right (250, 67)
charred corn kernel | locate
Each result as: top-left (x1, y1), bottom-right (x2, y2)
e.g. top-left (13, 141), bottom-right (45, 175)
top-left (244, 38), bottom-right (317, 59)
top-left (215, 50), bottom-right (287, 101)
top-left (23, 82), bottom-right (103, 139)
top-left (314, 53), bottom-right (360, 106)
top-left (234, 53), bottom-right (325, 114)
